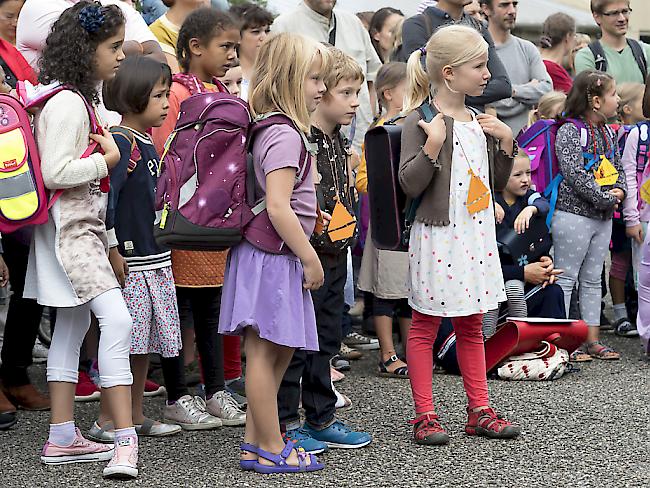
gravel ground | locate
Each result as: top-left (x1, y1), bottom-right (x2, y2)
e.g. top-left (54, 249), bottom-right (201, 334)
top-left (0, 332), bottom-right (648, 488)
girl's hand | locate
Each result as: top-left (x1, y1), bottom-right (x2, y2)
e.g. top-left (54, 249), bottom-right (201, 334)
top-left (608, 188), bottom-right (625, 203)
top-left (0, 255), bottom-right (9, 287)
top-left (494, 202), bottom-right (505, 224)
top-left (90, 128), bottom-right (120, 169)
top-left (418, 113), bottom-right (446, 159)
top-left (109, 247), bottom-right (129, 288)
top-left (626, 224), bottom-right (645, 244)
top-left (302, 254), bottom-right (324, 290)
top-left (514, 205), bottom-right (537, 234)
top-left (476, 114), bottom-right (513, 143)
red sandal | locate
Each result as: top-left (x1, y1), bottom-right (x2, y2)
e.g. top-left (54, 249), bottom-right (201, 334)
top-left (465, 407), bottom-right (521, 439)
top-left (409, 413), bottom-right (450, 445)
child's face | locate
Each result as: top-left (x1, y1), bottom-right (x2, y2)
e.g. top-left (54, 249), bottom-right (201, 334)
top-left (196, 28), bottom-right (240, 79)
top-left (623, 96), bottom-right (645, 124)
top-left (219, 66), bottom-right (243, 97)
top-left (304, 57), bottom-right (327, 114)
top-left (383, 79), bottom-right (406, 114)
top-left (140, 79), bottom-right (170, 129)
top-left (505, 156), bottom-right (532, 197)
top-left (240, 24), bottom-right (270, 62)
top-left (372, 13), bottom-right (402, 54)
top-left (445, 52), bottom-right (491, 97)
top-left (546, 101), bottom-right (564, 120)
top-left (597, 81), bottom-right (620, 119)
top-left (93, 26), bottom-right (125, 82)
top-left (318, 77), bottom-right (363, 127)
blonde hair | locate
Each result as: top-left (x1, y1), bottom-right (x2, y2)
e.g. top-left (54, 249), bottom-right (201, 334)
top-left (404, 25), bottom-right (488, 113)
top-left (527, 90), bottom-right (567, 126)
top-left (323, 46), bottom-right (364, 94)
top-left (617, 82), bottom-right (644, 123)
top-left (389, 17), bottom-right (404, 61)
top-left (248, 33), bottom-right (330, 133)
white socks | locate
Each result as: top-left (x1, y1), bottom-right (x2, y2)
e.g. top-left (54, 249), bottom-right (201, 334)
top-left (48, 420), bottom-right (76, 447)
top-left (613, 303), bottom-right (628, 321)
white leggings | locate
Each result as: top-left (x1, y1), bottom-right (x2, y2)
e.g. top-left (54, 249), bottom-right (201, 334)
top-left (47, 288), bottom-right (133, 388)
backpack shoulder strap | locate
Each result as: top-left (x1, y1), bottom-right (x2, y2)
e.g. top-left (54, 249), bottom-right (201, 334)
top-left (635, 121), bottom-right (650, 174)
top-left (416, 101), bottom-right (437, 123)
top-left (172, 72), bottom-right (205, 96)
top-left (588, 41), bottom-right (608, 72)
top-left (110, 126), bottom-right (140, 173)
top-left (627, 38), bottom-right (648, 79)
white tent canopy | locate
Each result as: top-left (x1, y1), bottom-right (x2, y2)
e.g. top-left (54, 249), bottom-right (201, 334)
top-left (266, 0), bottom-right (596, 28)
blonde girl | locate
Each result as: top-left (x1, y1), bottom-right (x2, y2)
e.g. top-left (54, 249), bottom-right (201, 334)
top-left (527, 90), bottom-right (567, 128)
top-left (219, 32), bottom-right (328, 474)
top-left (398, 25), bottom-right (520, 445)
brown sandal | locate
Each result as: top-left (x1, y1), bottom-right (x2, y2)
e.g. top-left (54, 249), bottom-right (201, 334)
top-left (586, 341), bottom-right (620, 360)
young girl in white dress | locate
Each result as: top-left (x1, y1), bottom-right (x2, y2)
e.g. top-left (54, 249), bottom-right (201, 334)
top-left (398, 25), bottom-right (520, 445)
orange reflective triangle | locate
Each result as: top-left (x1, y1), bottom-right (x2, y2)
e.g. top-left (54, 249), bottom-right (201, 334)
top-left (466, 169), bottom-right (490, 214)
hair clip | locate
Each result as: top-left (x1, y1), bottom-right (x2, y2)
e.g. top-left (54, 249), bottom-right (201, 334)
top-left (419, 46), bottom-right (427, 56)
top-left (78, 5), bottom-right (105, 34)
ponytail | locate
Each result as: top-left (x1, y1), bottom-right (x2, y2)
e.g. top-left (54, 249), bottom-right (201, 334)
top-left (403, 48), bottom-right (430, 113)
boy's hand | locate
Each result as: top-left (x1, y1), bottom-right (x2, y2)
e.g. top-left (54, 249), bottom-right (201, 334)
top-left (626, 224), bottom-right (645, 245)
top-left (524, 262), bottom-right (548, 285)
top-left (538, 256), bottom-right (563, 287)
top-left (495, 202), bottom-right (505, 224)
top-left (109, 247), bottom-right (129, 288)
top-left (514, 205), bottom-right (537, 234)
top-left (0, 255), bottom-right (8, 287)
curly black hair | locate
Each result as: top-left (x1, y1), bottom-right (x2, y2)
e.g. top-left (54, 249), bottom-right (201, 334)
top-left (177, 8), bottom-right (238, 73)
top-left (39, 1), bottom-right (125, 105)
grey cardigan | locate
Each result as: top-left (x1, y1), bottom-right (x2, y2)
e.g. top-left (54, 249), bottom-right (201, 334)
top-left (398, 110), bottom-right (514, 226)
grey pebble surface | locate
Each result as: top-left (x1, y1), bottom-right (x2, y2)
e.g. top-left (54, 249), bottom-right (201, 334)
top-left (0, 333), bottom-right (648, 488)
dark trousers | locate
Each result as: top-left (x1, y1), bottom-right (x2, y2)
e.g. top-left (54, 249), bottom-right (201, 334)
top-left (161, 287), bottom-right (225, 401)
top-left (527, 283), bottom-right (566, 319)
top-left (278, 252), bottom-right (347, 428)
top-left (0, 233), bottom-right (44, 387)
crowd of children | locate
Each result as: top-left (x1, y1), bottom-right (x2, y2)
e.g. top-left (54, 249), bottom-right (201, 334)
top-left (0, 0), bottom-right (649, 482)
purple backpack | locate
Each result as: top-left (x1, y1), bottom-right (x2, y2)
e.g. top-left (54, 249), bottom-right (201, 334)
top-left (153, 88), bottom-right (311, 253)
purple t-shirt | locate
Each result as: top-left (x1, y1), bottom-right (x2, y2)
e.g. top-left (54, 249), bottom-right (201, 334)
top-left (252, 124), bottom-right (317, 237)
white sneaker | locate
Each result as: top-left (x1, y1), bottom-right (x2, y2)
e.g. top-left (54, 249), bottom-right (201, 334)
top-left (32, 338), bottom-right (49, 364)
top-left (163, 395), bottom-right (222, 430)
top-left (205, 390), bottom-right (246, 426)
top-left (102, 434), bottom-right (138, 479)
top-left (343, 331), bottom-right (379, 350)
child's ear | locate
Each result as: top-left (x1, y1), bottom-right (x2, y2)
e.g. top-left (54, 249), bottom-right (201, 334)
top-left (442, 65), bottom-right (454, 82)
top-left (623, 104), bottom-right (632, 115)
top-left (383, 87), bottom-right (392, 102)
top-left (188, 37), bottom-right (203, 59)
top-left (592, 95), bottom-right (602, 110)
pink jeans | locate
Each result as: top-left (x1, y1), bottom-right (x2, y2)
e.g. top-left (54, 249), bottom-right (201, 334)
top-left (407, 310), bottom-right (489, 414)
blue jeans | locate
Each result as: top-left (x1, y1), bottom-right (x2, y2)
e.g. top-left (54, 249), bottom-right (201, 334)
top-left (141, 0), bottom-right (229, 24)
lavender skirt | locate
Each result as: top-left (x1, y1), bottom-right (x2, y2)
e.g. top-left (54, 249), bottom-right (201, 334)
top-left (219, 241), bottom-right (319, 351)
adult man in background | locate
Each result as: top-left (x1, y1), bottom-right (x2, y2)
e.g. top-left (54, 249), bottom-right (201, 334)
top-left (575, 0), bottom-right (649, 83)
top-left (400, 0), bottom-right (511, 110)
top-left (271, 0), bottom-right (382, 152)
top-left (481, 0), bottom-right (551, 135)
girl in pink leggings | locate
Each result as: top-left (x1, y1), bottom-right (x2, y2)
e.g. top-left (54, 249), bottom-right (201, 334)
top-left (398, 25), bottom-right (521, 445)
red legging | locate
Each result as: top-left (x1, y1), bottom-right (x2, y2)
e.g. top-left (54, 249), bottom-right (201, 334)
top-left (223, 335), bottom-right (242, 381)
top-left (407, 310), bottom-right (489, 414)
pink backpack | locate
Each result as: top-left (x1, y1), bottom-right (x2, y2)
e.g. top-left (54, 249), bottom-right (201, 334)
top-left (0, 83), bottom-right (99, 234)
top-left (154, 74), bottom-right (312, 253)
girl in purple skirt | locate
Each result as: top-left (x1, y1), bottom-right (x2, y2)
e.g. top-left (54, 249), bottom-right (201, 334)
top-left (218, 32), bottom-right (330, 474)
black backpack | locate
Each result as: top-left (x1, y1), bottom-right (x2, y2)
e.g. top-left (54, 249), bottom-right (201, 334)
top-left (588, 39), bottom-right (648, 78)
top-left (364, 102), bottom-right (436, 251)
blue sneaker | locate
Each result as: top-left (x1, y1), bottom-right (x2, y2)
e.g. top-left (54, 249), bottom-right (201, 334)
top-left (283, 427), bottom-right (328, 454)
top-left (304, 420), bottom-right (372, 449)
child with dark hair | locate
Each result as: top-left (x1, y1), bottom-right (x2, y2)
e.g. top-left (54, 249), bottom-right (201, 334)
top-left (152, 8), bottom-right (246, 430)
top-left (25, 0), bottom-right (139, 479)
top-left (552, 70), bottom-right (627, 361)
top-left (82, 56), bottom-right (182, 442)
top-left (229, 1), bottom-right (273, 100)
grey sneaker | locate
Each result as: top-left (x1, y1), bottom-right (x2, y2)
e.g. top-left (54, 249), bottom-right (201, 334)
top-left (205, 390), bottom-right (246, 426)
top-left (343, 331), bottom-right (379, 350)
top-left (164, 395), bottom-right (222, 430)
top-left (225, 385), bottom-right (247, 409)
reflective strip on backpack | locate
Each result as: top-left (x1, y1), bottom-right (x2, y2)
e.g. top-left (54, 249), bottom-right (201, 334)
top-left (0, 170), bottom-right (35, 200)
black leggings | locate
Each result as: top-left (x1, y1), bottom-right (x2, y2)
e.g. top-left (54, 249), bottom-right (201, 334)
top-left (161, 287), bottom-right (225, 402)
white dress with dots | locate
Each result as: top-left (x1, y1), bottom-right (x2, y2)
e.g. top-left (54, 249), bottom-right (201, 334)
top-left (408, 118), bottom-right (506, 317)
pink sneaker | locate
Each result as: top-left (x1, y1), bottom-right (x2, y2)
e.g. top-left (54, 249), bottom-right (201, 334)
top-left (103, 435), bottom-right (138, 479)
top-left (40, 428), bottom-right (114, 465)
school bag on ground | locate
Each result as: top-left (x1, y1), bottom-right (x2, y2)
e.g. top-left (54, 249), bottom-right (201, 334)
top-left (497, 341), bottom-right (570, 381)
top-left (154, 73), bottom-right (313, 253)
top-left (516, 118), bottom-right (616, 227)
top-left (363, 102), bottom-right (436, 251)
top-left (0, 82), bottom-right (100, 234)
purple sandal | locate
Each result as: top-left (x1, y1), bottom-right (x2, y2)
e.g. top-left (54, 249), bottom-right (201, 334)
top-left (240, 443), bottom-right (258, 471)
top-left (253, 440), bottom-right (325, 474)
